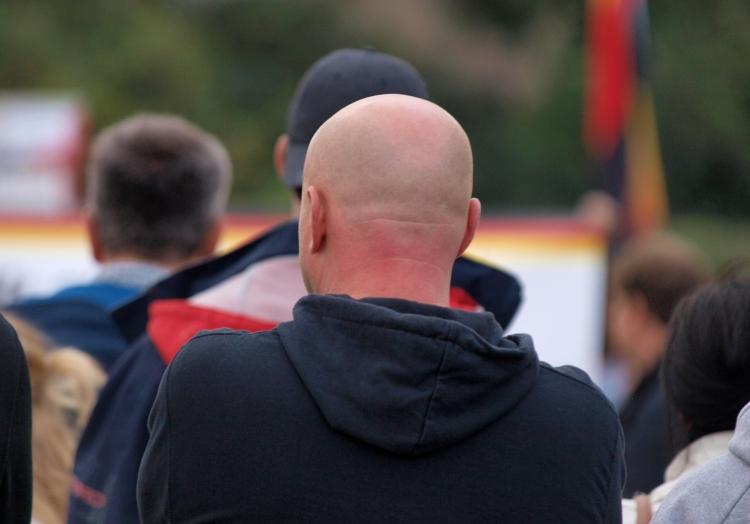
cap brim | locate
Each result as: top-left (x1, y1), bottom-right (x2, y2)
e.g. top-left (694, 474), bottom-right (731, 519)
top-left (283, 139), bottom-right (309, 189)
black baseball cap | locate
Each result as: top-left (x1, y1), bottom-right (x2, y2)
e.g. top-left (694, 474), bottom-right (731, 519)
top-left (282, 48), bottom-right (429, 188)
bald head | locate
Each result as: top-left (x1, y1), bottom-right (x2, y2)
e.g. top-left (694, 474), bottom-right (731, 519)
top-left (303, 94), bottom-right (473, 224)
top-left (299, 94), bottom-right (480, 305)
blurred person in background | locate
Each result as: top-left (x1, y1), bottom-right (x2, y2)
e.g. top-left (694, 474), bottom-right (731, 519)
top-left (608, 232), bottom-right (710, 497)
top-left (138, 93), bottom-right (623, 524)
top-left (0, 313), bottom-right (32, 524)
top-left (620, 274), bottom-right (750, 522)
top-left (8, 115), bottom-right (232, 370)
top-left (4, 313), bottom-right (105, 524)
top-left (70, 48), bottom-right (523, 524)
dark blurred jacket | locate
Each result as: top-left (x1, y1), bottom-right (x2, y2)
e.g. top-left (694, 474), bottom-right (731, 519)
top-left (138, 295), bottom-right (624, 523)
top-left (9, 291), bottom-right (130, 371)
top-left (0, 313), bottom-right (33, 524)
top-left (67, 220), bottom-right (523, 524)
top-left (619, 366), bottom-right (672, 497)
top-left (8, 263), bottom-right (167, 370)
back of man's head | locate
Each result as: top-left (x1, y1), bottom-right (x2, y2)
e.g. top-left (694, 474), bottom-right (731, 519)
top-left (87, 114), bottom-right (232, 264)
top-left (277, 48), bottom-right (428, 194)
top-left (299, 94), bottom-right (480, 306)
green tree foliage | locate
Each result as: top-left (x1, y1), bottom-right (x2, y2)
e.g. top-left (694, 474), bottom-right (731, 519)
top-left (649, 0), bottom-right (750, 216)
top-left (0, 0), bottom-right (339, 208)
top-left (0, 0), bottom-right (747, 215)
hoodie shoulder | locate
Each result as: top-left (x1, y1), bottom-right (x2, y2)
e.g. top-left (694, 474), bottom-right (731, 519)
top-left (537, 363), bottom-right (619, 420)
top-left (177, 328), bottom-right (284, 364)
top-left (653, 403), bottom-right (750, 523)
top-left (542, 363), bottom-right (609, 396)
top-left (168, 328), bottom-right (291, 392)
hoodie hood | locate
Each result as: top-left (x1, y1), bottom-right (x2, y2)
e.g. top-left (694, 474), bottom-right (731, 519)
top-left (729, 401), bottom-right (750, 465)
top-left (278, 294), bottom-right (539, 456)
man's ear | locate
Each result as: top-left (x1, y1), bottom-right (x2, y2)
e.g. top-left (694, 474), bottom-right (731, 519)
top-left (86, 213), bottom-right (106, 263)
top-left (196, 220), bottom-right (222, 258)
top-left (457, 198), bottom-right (481, 258)
top-left (273, 134), bottom-right (289, 181)
top-left (307, 186), bottom-right (326, 254)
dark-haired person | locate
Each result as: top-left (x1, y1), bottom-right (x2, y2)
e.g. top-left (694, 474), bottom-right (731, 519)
top-left (68, 49), bottom-right (522, 524)
top-left (607, 232), bottom-right (709, 497)
top-left (0, 313), bottom-right (33, 523)
top-left (9, 115), bottom-right (231, 369)
top-left (618, 277), bottom-right (750, 522)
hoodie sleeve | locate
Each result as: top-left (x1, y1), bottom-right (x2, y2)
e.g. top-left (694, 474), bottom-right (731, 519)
top-left (0, 314), bottom-right (33, 524)
top-left (137, 364), bottom-right (173, 524)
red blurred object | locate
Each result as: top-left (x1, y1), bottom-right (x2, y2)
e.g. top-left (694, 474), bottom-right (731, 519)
top-left (583, 0), bottom-right (640, 159)
top-left (583, 0), bottom-right (669, 236)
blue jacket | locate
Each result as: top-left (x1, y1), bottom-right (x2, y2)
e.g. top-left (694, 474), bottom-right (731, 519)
top-left (8, 283), bottom-right (138, 370)
top-left (68, 220), bottom-right (523, 524)
top-left (139, 295), bottom-right (624, 523)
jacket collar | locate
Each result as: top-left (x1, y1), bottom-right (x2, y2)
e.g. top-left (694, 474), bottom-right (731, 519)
top-left (665, 431), bottom-right (734, 482)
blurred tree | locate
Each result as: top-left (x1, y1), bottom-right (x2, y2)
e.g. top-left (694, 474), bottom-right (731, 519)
top-left (0, 0), bottom-right (341, 209)
top-left (649, 0), bottom-right (750, 216)
top-left (0, 0), bottom-right (747, 215)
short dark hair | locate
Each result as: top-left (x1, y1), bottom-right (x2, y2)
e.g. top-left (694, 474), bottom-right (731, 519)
top-left (610, 233), bottom-right (709, 324)
top-left (86, 114), bottom-right (231, 261)
top-left (662, 276), bottom-right (750, 450)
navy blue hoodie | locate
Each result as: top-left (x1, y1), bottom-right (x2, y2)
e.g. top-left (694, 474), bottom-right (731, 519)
top-left (139, 295), bottom-right (624, 523)
top-left (69, 220), bottom-right (523, 524)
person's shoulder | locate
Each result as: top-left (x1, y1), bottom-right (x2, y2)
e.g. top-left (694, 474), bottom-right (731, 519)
top-left (536, 363), bottom-right (620, 425)
top-left (45, 282), bottom-right (136, 308)
top-left (539, 363), bottom-right (611, 399)
top-left (185, 326), bottom-right (282, 350)
top-left (653, 453), bottom-right (750, 523)
top-left (162, 328), bottom-right (293, 420)
top-left (170, 327), bottom-right (284, 374)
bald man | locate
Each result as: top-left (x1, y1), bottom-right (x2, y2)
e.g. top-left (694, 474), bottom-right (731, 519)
top-left (71, 49), bottom-right (521, 524)
top-left (138, 96), bottom-right (624, 524)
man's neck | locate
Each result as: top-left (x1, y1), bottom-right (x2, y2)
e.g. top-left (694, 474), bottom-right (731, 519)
top-left (316, 257), bottom-right (452, 307)
top-left (98, 254), bottom-right (180, 273)
top-left (95, 260), bottom-right (171, 291)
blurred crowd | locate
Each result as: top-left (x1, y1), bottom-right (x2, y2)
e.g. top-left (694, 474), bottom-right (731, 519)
top-left (2, 48), bottom-right (749, 524)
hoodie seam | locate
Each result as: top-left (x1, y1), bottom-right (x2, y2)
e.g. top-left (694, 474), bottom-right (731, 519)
top-left (305, 309), bottom-right (496, 349)
top-left (189, 319), bottom-right (479, 351)
top-left (189, 308), bottom-right (499, 349)
top-left (540, 364), bottom-right (606, 399)
top-left (412, 329), bottom-right (452, 455)
top-left (191, 330), bottom-right (276, 341)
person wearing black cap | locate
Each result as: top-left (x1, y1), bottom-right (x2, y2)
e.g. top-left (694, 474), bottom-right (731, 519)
top-left (68, 49), bottom-right (523, 524)
top-left (274, 47), bottom-right (430, 208)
